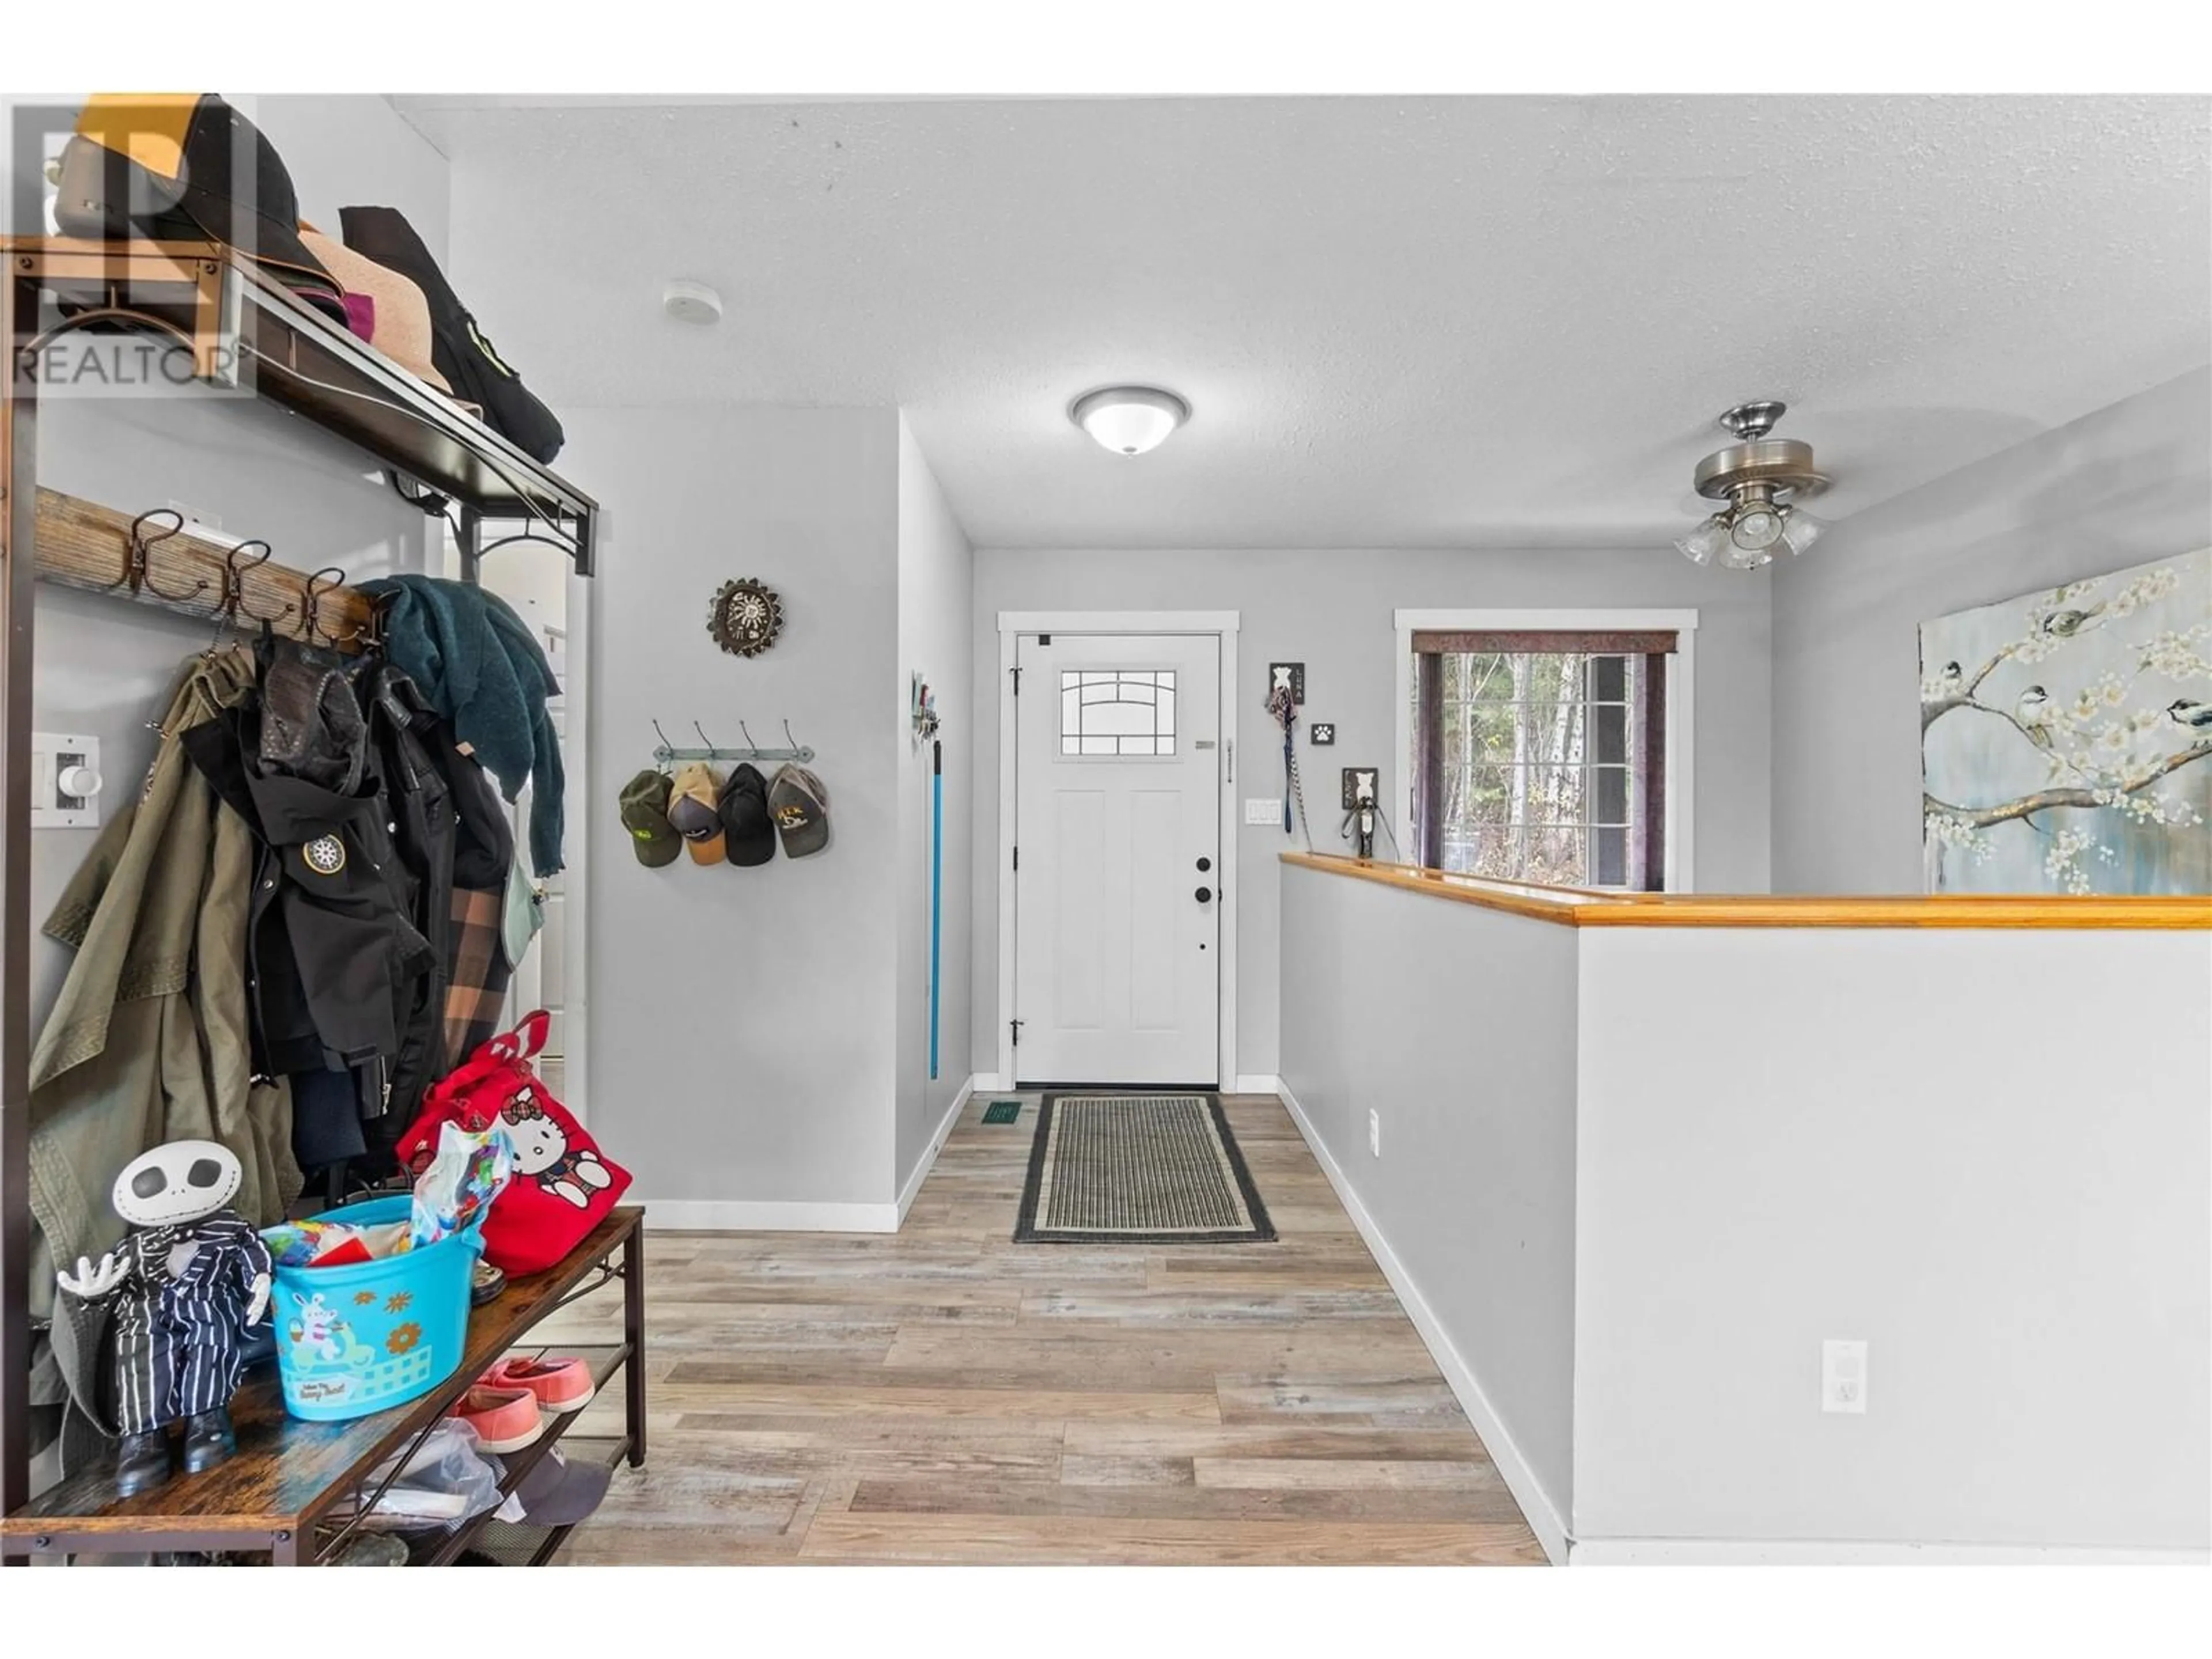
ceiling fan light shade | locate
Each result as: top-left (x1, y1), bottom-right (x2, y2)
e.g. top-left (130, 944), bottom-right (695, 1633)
top-left (1729, 503), bottom-right (1783, 552)
top-left (1673, 515), bottom-right (1730, 566)
top-left (1071, 386), bottom-right (1190, 456)
top-left (1780, 506), bottom-right (1827, 557)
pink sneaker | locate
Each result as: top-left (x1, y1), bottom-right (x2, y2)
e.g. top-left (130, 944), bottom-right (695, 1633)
top-left (482, 1354), bottom-right (596, 1415)
top-left (448, 1384), bottom-right (543, 1453)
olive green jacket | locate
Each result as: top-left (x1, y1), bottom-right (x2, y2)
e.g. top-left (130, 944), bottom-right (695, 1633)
top-left (28, 646), bottom-right (299, 1447)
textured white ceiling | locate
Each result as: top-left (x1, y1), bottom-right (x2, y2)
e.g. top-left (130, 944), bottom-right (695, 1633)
top-left (403, 96), bottom-right (2212, 548)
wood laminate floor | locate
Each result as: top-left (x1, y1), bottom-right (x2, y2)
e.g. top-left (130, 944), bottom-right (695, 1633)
top-left (540, 1093), bottom-right (1545, 1565)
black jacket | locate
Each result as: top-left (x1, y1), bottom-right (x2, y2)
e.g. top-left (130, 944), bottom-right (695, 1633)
top-left (183, 704), bottom-right (436, 1081)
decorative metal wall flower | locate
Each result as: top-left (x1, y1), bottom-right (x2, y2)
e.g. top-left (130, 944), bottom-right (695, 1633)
top-left (709, 578), bottom-right (783, 657)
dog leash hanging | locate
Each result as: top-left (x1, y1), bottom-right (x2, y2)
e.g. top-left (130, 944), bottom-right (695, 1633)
top-left (1266, 685), bottom-right (1312, 850)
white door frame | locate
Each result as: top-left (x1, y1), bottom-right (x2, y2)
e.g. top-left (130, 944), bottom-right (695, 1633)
top-left (995, 611), bottom-right (1241, 1090)
top-left (1392, 608), bottom-right (1699, 892)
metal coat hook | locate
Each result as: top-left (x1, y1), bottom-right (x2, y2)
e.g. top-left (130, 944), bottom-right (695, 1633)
top-left (783, 719), bottom-right (800, 752)
top-left (738, 719), bottom-right (759, 751)
top-left (694, 721), bottom-right (716, 749)
top-left (121, 507), bottom-right (210, 604)
top-left (652, 719), bottom-right (676, 768)
top-left (302, 566), bottom-right (348, 646)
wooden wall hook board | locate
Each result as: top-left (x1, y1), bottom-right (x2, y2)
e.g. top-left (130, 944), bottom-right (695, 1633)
top-left (32, 488), bottom-right (378, 651)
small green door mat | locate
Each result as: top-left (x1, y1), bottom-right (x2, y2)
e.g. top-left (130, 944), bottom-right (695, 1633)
top-left (982, 1100), bottom-right (1022, 1125)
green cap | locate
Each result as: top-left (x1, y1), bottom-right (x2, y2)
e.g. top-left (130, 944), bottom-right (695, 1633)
top-left (618, 769), bottom-right (681, 868)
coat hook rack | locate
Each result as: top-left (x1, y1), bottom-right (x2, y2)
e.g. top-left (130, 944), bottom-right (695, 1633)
top-left (651, 715), bottom-right (815, 768)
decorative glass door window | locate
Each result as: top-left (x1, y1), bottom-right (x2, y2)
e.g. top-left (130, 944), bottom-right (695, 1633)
top-left (1060, 669), bottom-right (1177, 756)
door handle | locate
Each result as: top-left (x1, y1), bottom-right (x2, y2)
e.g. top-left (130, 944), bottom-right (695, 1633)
top-left (1195, 886), bottom-right (1214, 904)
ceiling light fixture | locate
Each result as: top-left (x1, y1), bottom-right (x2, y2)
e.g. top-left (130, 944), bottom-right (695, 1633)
top-left (1071, 385), bottom-right (1190, 456)
top-left (1675, 401), bottom-right (1829, 571)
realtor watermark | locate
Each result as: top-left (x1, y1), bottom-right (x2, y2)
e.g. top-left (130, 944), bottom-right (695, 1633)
top-left (9, 99), bottom-right (253, 400)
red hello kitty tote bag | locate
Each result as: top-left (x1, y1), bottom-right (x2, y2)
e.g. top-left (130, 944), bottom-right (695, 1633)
top-left (396, 1010), bottom-right (631, 1275)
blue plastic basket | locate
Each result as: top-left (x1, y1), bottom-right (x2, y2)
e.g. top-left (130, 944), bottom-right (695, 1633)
top-left (268, 1196), bottom-right (485, 1422)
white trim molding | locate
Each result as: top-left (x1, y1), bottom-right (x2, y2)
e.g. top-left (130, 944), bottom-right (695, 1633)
top-left (643, 1199), bottom-right (900, 1233)
top-left (1567, 1537), bottom-right (2210, 1566)
top-left (1275, 1073), bottom-right (1572, 1566)
top-left (897, 1076), bottom-right (975, 1225)
top-left (994, 611), bottom-right (1242, 1090)
top-left (1392, 608), bottom-right (1699, 893)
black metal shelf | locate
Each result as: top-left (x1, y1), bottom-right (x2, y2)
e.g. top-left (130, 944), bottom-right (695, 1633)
top-left (17, 238), bottom-right (599, 571)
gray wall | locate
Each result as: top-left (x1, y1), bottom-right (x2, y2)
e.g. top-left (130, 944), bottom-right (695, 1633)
top-left (895, 418), bottom-right (975, 1192)
top-left (7, 95), bottom-right (449, 1025)
top-left (1575, 925), bottom-right (2211, 1552)
top-left (571, 404), bottom-right (904, 1207)
top-left (1772, 366), bottom-right (2212, 892)
top-left (1278, 859), bottom-right (1580, 1535)
top-left (971, 546), bottom-right (1772, 1077)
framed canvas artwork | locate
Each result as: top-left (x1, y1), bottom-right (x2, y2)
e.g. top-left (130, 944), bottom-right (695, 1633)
top-left (1921, 550), bottom-right (2212, 894)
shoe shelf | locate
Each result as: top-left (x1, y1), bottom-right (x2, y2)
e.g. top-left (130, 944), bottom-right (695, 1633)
top-left (0, 1206), bottom-right (645, 1565)
top-left (2, 237), bottom-right (600, 570)
top-left (419, 1435), bottom-right (630, 1568)
top-left (407, 1349), bottom-right (631, 1567)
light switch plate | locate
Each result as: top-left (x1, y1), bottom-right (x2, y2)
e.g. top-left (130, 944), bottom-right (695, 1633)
top-left (1244, 797), bottom-right (1283, 825)
top-left (31, 732), bottom-right (103, 828)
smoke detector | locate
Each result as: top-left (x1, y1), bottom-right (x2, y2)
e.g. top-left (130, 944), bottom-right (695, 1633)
top-left (662, 279), bottom-right (724, 325)
top-left (1675, 401), bottom-right (1830, 570)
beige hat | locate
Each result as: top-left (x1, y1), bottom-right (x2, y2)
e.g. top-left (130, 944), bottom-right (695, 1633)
top-left (299, 224), bottom-right (452, 393)
top-left (665, 762), bottom-right (726, 865)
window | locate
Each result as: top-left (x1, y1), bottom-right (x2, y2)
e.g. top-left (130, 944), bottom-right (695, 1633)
top-left (1409, 630), bottom-right (1672, 889)
top-left (1061, 669), bottom-right (1177, 756)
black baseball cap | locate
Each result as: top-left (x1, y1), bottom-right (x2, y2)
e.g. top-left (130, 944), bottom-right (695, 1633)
top-left (718, 763), bottom-right (777, 867)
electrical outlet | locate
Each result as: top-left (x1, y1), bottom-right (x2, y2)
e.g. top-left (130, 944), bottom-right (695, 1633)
top-left (1368, 1109), bottom-right (1381, 1157)
top-left (1822, 1339), bottom-right (1868, 1414)
top-left (1244, 797), bottom-right (1283, 825)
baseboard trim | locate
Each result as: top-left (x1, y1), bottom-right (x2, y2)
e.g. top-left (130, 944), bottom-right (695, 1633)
top-left (971, 1073), bottom-right (1013, 1093)
top-left (897, 1075), bottom-right (975, 1225)
top-left (1232, 1073), bottom-right (1283, 1096)
top-left (642, 1199), bottom-right (900, 1233)
top-left (1276, 1073), bottom-right (1572, 1567)
top-left (1566, 1537), bottom-right (2210, 1566)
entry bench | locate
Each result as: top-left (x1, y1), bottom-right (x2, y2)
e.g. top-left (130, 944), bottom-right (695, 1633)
top-left (2, 1206), bottom-right (645, 1566)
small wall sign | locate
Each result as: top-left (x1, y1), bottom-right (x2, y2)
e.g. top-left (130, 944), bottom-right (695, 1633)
top-left (1309, 722), bottom-right (1336, 746)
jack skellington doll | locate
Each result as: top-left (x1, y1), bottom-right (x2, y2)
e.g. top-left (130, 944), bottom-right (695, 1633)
top-left (54, 1139), bottom-right (274, 1494)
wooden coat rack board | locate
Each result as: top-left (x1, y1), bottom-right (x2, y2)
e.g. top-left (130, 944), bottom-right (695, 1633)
top-left (32, 487), bottom-right (379, 651)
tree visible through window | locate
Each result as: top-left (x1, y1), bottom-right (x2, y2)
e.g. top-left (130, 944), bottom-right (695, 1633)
top-left (1410, 630), bottom-right (1673, 889)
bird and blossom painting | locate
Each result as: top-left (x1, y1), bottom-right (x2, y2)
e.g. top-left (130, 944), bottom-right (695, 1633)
top-left (1921, 550), bottom-right (2212, 895)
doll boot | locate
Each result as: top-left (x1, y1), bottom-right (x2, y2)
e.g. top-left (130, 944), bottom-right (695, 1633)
top-left (181, 1406), bottom-right (237, 1474)
top-left (114, 1429), bottom-right (173, 1496)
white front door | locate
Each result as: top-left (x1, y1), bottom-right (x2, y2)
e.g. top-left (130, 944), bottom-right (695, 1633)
top-left (1014, 632), bottom-right (1221, 1086)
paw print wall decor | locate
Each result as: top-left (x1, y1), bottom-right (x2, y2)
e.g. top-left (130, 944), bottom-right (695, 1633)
top-left (709, 578), bottom-right (784, 657)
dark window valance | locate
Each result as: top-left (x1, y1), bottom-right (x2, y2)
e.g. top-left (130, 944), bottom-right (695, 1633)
top-left (1411, 629), bottom-right (1679, 655)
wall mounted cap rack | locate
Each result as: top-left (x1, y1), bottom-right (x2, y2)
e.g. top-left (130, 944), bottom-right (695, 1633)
top-left (650, 718), bottom-right (815, 767)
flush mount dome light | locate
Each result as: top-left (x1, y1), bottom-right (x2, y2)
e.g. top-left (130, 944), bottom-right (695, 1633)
top-left (1071, 386), bottom-right (1190, 456)
top-left (1675, 401), bottom-right (1830, 571)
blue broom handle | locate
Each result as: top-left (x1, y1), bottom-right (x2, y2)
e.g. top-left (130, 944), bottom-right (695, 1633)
top-left (929, 741), bottom-right (942, 1081)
